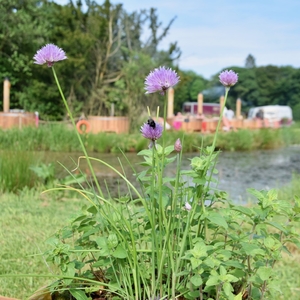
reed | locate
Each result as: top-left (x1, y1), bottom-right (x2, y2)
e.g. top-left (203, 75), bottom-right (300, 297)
top-left (0, 150), bottom-right (41, 193)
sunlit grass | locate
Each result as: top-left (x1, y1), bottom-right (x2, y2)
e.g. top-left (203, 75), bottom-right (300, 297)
top-left (0, 188), bottom-right (85, 298)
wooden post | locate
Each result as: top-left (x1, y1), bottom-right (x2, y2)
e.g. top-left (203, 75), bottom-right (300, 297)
top-left (3, 78), bottom-right (11, 113)
top-left (167, 87), bottom-right (174, 118)
top-left (110, 103), bottom-right (115, 117)
top-left (219, 95), bottom-right (225, 114)
top-left (236, 98), bottom-right (241, 119)
top-left (197, 93), bottom-right (203, 115)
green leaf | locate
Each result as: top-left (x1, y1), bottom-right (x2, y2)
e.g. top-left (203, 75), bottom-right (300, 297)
top-left (206, 275), bottom-right (220, 286)
top-left (264, 236), bottom-right (275, 248)
top-left (247, 188), bottom-right (265, 201)
top-left (190, 257), bottom-right (202, 269)
top-left (69, 289), bottom-right (89, 300)
top-left (223, 281), bottom-right (233, 297)
top-left (257, 266), bottom-right (272, 281)
top-left (231, 205), bottom-right (253, 217)
top-left (112, 244), bottom-right (128, 258)
top-left (207, 212), bottom-right (228, 229)
top-left (240, 242), bottom-right (265, 256)
top-left (190, 241), bottom-right (207, 258)
top-left (164, 145), bottom-right (175, 155)
top-left (265, 221), bottom-right (287, 234)
top-left (137, 149), bottom-right (152, 156)
top-left (190, 275), bottom-right (203, 287)
top-left (234, 293), bottom-right (243, 300)
top-left (223, 260), bottom-right (244, 269)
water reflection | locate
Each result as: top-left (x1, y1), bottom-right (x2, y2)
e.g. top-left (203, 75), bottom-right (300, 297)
top-left (48, 146), bottom-right (300, 203)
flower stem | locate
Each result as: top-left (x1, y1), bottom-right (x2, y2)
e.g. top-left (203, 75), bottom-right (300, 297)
top-left (51, 67), bottom-right (103, 198)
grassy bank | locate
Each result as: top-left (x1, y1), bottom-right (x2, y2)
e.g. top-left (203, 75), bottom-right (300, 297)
top-left (0, 178), bottom-right (300, 299)
top-left (0, 123), bottom-right (300, 153)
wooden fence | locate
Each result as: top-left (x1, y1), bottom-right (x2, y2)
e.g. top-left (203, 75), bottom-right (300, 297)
top-left (0, 112), bottom-right (36, 129)
top-left (88, 116), bottom-right (129, 134)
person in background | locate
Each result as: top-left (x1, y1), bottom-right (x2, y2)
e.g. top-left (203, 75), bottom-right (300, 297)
top-left (223, 106), bottom-right (234, 131)
top-left (226, 107), bottom-right (235, 120)
top-left (197, 113), bottom-right (207, 132)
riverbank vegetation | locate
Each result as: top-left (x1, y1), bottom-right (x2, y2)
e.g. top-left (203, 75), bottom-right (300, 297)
top-left (1, 176), bottom-right (300, 299)
top-left (0, 123), bottom-right (300, 154)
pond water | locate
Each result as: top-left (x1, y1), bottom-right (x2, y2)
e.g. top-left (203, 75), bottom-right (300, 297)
top-left (47, 146), bottom-right (300, 203)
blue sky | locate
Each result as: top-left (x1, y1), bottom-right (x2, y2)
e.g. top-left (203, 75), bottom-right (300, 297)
top-left (55, 0), bottom-right (300, 79)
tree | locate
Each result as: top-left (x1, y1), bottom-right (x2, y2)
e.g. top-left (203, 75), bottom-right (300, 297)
top-left (245, 54), bottom-right (256, 68)
top-left (0, 0), bottom-right (51, 111)
top-left (173, 70), bottom-right (207, 113)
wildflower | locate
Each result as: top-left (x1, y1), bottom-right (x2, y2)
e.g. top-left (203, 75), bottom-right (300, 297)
top-left (185, 202), bottom-right (192, 211)
top-left (33, 44), bottom-right (67, 67)
top-left (145, 66), bottom-right (180, 95)
top-left (174, 138), bottom-right (182, 152)
top-left (140, 119), bottom-right (163, 141)
top-left (219, 70), bottom-right (238, 87)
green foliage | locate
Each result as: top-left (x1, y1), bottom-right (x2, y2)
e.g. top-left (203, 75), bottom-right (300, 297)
top-left (0, 0), bottom-right (180, 119)
top-left (0, 124), bottom-right (299, 154)
top-left (174, 70), bottom-right (208, 113)
top-left (0, 150), bottom-right (39, 192)
top-left (0, 0), bottom-right (52, 110)
top-left (43, 143), bottom-right (300, 299)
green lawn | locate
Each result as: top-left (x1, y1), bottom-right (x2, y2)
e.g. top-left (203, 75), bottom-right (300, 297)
top-left (0, 188), bottom-right (85, 299)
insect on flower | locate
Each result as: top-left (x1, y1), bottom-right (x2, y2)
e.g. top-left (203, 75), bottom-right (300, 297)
top-left (147, 118), bottom-right (156, 129)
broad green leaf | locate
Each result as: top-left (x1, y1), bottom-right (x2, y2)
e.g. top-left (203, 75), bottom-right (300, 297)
top-left (223, 281), bottom-right (233, 297)
top-left (206, 275), bottom-right (220, 286)
top-left (190, 257), bottom-right (202, 269)
top-left (190, 275), bottom-right (203, 287)
top-left (190, 241), bottom-right (207, 258)
top-left (226, 274), bottom-right (239, 282)
top-left (164, 145), bottom-right (175, 155)
top-left (112, 244), bottom-right (128, 258)
top-left (234, 293), bottom-right (243, 300)
top-left (240, 242), bottom-right (265, 256)
top-left (264, 236), bottom-right (275, 248)
top-left (231, 206), bottom-right (253, 217)
top-left (207, 212), bottom-right (228, 229)
top-left (257, 266), bottom-right (272, 281)
top-left (223, 260), bottom-right (244, 269)
top-left (247, 188), bottom-right (265, 201)
top-left (69, 289), bottom-right (89, 300)
top-left (267, 189), bottom-right (278, 201)
top-left (137, 149), bottom-right (152, 156)
top-left (265, 221), bottom-right (287, 234)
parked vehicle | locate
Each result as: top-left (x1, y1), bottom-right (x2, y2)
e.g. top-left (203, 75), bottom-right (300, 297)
top-left (183, 102), bottom-right (220, 116)
top-left (248, 105), bottom-right (293, 125)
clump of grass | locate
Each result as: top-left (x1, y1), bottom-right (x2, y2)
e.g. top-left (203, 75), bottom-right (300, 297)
top-left (0, 150), bottom-right (40, 193)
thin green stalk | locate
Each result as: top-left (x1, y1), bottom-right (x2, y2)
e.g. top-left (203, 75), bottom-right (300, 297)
top-left (154, 96), bottom-right (169, 294)
top-left (151, 144), bottom-right (157, 295)
top-left (51, 67), bottom-right (103, 198)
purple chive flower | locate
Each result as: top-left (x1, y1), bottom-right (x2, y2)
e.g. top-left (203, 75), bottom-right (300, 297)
top-left (140, 120), bottom-right (163, 141)
top-left (145, 66), bottom-right (180, 95)
top-left (219, 70), bottom-right (238, 87)
top-left (174, 138), bottom-right (182, 152)
top-left (33, 44), bottom-right (67, 67)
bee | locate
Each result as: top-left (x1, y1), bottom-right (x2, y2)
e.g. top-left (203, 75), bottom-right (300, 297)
top-left (147, 118), bottom-right (156, 129)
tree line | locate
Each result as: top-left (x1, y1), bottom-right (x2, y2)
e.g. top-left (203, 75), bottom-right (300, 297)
top-left (1, 0), bottom-right (299, 131)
